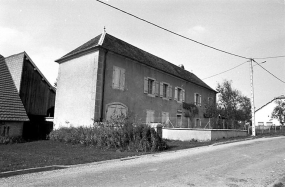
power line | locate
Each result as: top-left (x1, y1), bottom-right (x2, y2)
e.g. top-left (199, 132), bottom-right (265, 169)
top-left (95, 0), bottom-right (285, 60)
top-left (202, 60), bottom-right (267, 80)
top-left (253, 55), bottom-right (285, 60)
top-left (202, 61), bottom-right (248, 80)
top-left (95, 0), bottom-right (249, 60)
top-left (252, 59), bottom-right (285, 84)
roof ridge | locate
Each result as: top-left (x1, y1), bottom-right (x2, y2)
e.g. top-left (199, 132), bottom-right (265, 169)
top-left (23, 52), bottom-right (56, 92)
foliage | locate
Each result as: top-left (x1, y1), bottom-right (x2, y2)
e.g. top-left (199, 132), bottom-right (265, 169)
top-left (0, 136), bottom-right (25, 144)
top-left (183, 102), bottom-right (199, 120)
top-left (205, 80), bottom-right (251, 129)
top-left (50, 118), bottom-right (167, 152)
top-left (271, 99), bottom-right (285, 126)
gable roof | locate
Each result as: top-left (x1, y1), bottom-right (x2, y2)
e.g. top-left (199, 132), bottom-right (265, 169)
top-left (56, 33), bottom-right (216, 92)
top-left (0, 54), bottom-right (29, 121)
top-left (255, 95), bottom-right (285, 113)
top-left (5, 52), bottom-right (56, 93)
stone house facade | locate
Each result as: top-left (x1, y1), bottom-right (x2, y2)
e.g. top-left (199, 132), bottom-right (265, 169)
top-left (54, 32), bottom-right (217, 128)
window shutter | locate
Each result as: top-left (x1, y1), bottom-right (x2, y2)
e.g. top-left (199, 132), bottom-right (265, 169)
top-left (194, 93), bottom-right (197, 105)
top-left (160, 82), bottom-right (163, 97)
top-left (144, 77), bottom-right (148, 93)
top-left (182, 89), bottom-right (185, 102)
top-left (155, 81), bottom-right (159, 96)
top-left (199, 95), bottom-right (202, 106)
top-left (120, 69), bottom-right (125, 90)
top-left (174, 87), bottom-right (178, 101)
top-left (169, 85), bottom-right (172, 99)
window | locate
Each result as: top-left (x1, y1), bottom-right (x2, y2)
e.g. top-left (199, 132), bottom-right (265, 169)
top-left (106, 103), bottom-right (127, 121)
top-left (174, 87), bottom-right (185, 102)
top-left (194, 93), bottom-right (202, 106)
top-left (146, 110), bottom-right (155, 123)
top-left (258, 122), bottom-right (264, 126)
top-left (148, 79), bottom-right (154, 94)
top-left (144, 77), bottom-right (158, 96)
top-left (162, 112), bottom-right (169, 124)
top-left (1, 125), bottom-right (9, 136)
top-left (266, 122), bottom-right (273, 126)
top-left (163, 84), bottom-right (168, 98)
top-left (112, 66), bottom-right (125, 90)
top-left (195, 118), bottom-right (201, 127)
top-left (160, 82), bottom-right (172, 99)
top-left (177, 114), bottom-right (182, 127)
top-left (208, 97), bottom-right (213, 105)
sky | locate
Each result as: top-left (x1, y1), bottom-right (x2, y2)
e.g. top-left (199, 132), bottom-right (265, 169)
top-left (0, 0), bottom-right (284, 109)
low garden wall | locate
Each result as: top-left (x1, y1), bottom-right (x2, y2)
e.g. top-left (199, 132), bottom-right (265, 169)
top-left (162, 128), bottom-right (248, 142)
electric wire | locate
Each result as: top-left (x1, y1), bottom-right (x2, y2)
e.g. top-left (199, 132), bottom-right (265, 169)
top-left (95, 0), bottom-right (249, 60)
top-left (252, 59), bottom-right (285, 84)
top-left (203, 60), bottom-right (267, 80)
top-left (253, 55), bottom-right (285, 60)
top-left (95, 0), bottom-right (285, 83)
top-left (202, 61), bottom-right (248, 80)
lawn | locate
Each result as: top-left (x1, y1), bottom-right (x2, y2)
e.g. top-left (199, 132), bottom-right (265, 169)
top-left (1, 133), bottom-right (284, 173)
top-left (0, 140), bottom-right (145, 173)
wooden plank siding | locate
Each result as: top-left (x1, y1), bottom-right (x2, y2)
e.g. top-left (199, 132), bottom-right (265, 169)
top-left (19, 58), bottom-right (56, 116)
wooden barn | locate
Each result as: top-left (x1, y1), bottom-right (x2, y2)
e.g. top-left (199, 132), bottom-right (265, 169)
top-left (4, 52), bottom-right (56, 139)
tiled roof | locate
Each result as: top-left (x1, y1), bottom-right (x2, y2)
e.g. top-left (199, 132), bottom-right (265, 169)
top-left (56, 33), bottom-right (216, 92)
top-left (5, 52), bottom-right (56, 93)
top-left (0, 55), bottom-right (29, 121)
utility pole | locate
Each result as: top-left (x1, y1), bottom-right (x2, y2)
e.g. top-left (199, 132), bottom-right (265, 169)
top-left (249, 59), bottom-right (256, 136)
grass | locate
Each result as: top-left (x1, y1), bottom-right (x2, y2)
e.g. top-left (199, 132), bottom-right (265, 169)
top-left (1, 132), bottom-right (284, 173)
top-left (0, 140), bottom-right (146, 173)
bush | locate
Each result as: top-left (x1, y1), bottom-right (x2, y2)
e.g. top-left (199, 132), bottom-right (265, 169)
top-left (0, 136), bottom-right (25, 144)
top-left (49, 123), bottom-right (167, 152)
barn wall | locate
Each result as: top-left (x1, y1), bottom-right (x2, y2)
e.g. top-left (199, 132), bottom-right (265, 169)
top-left (19, 58), bottom-right (56, 116)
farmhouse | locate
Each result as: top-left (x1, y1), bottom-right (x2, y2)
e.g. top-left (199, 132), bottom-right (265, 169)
top-left (4, 52), bottom-right (56, 139)
top-left (54, 32), bottom-right (217, 128)
top-left (255, 95), bottom-right (285, 127)
top-left (0, 54), bottom-right (29, 137)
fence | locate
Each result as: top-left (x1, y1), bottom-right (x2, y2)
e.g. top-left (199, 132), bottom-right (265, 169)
top-left (254, 125), bottom-right (284, 135)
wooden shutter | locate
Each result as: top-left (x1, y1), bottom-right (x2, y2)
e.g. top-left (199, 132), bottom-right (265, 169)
top-left (179, 89), bottom-right (183, 102)
top-left (174, 87), bottom-right (178, 101)
top-left (144, 77), bottom-right (148, 93)
top-left (199, 95), bottom-right (202, 106)
top-left (182, 89), bottom-right (185, 102)
top-left (169, 85), bottom-right (172, 99)
top-left (120, 68), bottom-right (125, 90)
top-left (160, 82), bottom-right (163, 97)
top-left (155, 81), bottom-right (159, 96)
top-left (194, 93), bottom-right (197, 105)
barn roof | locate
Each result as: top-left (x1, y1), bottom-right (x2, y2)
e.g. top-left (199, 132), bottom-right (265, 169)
top-left (56, 33), bottom-right (216, 92)
top-left (0, 55), bottom-right (29, 122)
top-left (5, 52), bottom-right (56, 93)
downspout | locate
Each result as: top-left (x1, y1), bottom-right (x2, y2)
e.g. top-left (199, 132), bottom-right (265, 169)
top-left (100, 49), bottom-right (108, 122)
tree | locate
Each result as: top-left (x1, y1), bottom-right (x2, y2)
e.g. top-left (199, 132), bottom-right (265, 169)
top-left (215, 80), bottom-right (251, 129)
top-left (271, 99), bottom-right (285, 126)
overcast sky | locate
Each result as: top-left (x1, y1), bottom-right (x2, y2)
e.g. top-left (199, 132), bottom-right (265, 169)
top-left (1, 0), bottom-right (284, 109)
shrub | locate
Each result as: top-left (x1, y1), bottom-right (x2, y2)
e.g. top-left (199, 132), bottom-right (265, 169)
top-left (0, 136), bottom-right (25, 144)
top-left (50, 122), bottom-right (167, 152)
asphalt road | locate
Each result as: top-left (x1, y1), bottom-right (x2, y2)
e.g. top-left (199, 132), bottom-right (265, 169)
top-left (1, 137), bottom-right (285, 187)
